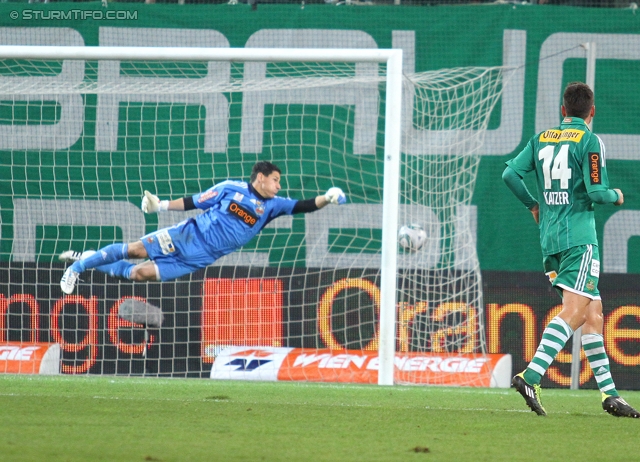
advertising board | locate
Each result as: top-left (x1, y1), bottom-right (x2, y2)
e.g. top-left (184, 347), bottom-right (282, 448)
top-left (1, 264), bottom-right (638, 388)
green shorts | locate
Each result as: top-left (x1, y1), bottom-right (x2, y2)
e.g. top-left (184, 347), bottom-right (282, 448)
top-left (543, 244), bottom-right (601, 300)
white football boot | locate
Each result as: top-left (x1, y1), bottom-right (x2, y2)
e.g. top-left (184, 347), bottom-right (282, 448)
top-left (60, 265), bottom-right (80, 294)
top-left (59, 250), bottom-right (96, 262)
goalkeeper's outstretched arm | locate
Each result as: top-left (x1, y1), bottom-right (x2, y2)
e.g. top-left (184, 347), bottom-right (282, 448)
top-left (142, 185), bottom-right (347, 215)
top-left (141, 190), bottom-right (194, 213)
top-left (293, 187), bottom-right (347, 214)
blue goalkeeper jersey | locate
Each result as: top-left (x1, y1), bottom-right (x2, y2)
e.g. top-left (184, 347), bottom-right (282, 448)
top-left (191, 180), bottom-right (297, 257)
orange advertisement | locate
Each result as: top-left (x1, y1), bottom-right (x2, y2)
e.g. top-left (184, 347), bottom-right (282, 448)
top-left (211, 347), bottom-right (511, 387)
top-left (277, 349), bottom-right (511, 387)
top-left (201, 278), bottom-right (283, 362)
top-left (0, 343), bottom-right (60, 375)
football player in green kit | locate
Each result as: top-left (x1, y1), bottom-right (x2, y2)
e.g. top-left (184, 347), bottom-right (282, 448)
top-left (503, 82), bottom-right (639, 418)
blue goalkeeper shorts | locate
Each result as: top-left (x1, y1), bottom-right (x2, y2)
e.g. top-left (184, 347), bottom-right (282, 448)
top-left (140, 218), bottom-right (223, 281)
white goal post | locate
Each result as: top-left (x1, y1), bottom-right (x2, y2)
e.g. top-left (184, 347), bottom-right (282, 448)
top-left (0, 45), bottom-right (506, 385)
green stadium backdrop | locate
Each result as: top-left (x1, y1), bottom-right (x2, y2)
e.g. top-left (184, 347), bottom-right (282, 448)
top-left (0, 3), bottom-right (638, 388)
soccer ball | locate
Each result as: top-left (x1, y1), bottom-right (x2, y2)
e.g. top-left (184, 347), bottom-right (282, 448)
top-left (398, 224), bottom-right (427, 252)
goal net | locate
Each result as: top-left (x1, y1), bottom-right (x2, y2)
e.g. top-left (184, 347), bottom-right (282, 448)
top-left (0, 46), bottom-right (506, 385)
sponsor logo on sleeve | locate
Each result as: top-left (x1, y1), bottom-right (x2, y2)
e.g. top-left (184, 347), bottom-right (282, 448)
top-left (228, 202), bottom-right (258, 227)
top-left (198, 190), bottom-right (219, 204)
top-left (589, 152), bottom-right (601, 184)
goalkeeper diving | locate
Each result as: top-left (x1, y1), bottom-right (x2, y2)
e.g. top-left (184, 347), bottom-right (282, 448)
top-left (60, 161), bottom-right (346, 294)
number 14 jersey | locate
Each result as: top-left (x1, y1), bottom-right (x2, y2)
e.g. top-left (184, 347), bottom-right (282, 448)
top-left (506, 117), bottom-right (611, 256)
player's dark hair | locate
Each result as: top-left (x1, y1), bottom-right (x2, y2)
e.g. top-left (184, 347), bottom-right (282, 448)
top-left (563, 82), bottom-right (594, 120)
top-left (250, 161), bottom-right (281, 182)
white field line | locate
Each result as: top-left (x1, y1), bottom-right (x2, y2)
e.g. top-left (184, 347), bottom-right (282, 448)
top-left (0, 392), bottom-right (606, 415)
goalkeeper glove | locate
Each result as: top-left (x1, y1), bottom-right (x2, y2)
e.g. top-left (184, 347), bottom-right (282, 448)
top-left (324, 187), bottom-right (347, 205)
top-left (141, 190), bottom-right (169, 213)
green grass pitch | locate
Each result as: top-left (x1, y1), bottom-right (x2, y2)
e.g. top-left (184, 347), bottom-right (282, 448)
top-left (0, 375), bottom-right (638, 462)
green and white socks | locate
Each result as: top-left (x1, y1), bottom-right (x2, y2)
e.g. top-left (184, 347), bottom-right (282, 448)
top-left (524, 316), bottom-right (572, 385)
top-left (582, 333), bottom-right (618, 397)
top-left (523, 316), bottom-right (619, 397)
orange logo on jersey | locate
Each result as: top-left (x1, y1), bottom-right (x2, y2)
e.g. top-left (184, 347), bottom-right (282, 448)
top-left (589, 152), bottom-right (601, 184)
top-left (228, 202), bottom-right (258, 227)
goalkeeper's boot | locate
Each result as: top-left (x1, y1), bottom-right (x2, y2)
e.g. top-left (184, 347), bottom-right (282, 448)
top-left (60, 264), bottom-right (82, 294)
top-left (602, 394), bottom-right (640, 418)
top-left (512, 372), bottom-right (546, 416)
top-left (59, 250), bottom-right (96, 263)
